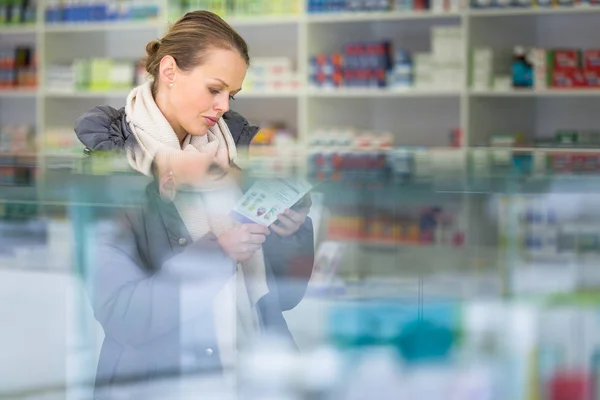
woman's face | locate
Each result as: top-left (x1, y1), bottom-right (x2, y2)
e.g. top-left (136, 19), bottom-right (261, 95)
top-left (161, 48), bottom-right (247, 140)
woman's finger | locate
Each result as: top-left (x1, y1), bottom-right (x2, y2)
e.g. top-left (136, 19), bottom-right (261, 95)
top-left (276, 214), bottom-right (298, 229)
top-left (247, 233), bottom-right (267, 244)
top-left (270, 223), bottom-right (293, 237)
top-left (244, 224), bottom-right (270, 236)
top-left (284, 209), bottom-right (304, 224)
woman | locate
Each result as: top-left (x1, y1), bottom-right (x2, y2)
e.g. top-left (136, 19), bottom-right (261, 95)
top-left (74, 10), bottom-right (314, 398)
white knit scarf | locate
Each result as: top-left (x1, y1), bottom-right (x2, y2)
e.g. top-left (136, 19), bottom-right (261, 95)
top-left (124, 81), bottom-right (269, 368)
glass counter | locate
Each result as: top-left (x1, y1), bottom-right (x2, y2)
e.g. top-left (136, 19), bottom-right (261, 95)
top-left (1, 149), bottom-right (600, 399)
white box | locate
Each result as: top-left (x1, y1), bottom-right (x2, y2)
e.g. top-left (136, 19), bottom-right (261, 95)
top-left (431, 0), bottom-right (445, 12)
top-left (473, 47), bottom-right (493, 59)
top-left (472, 80), bottom-right (491, 90)
top-left (432, 26), bottom-right (463, 40)
top-left (433, 39), bottom-right (464, 64)
top-left (414, 78), bottom-right (434, 90)
top-left (493, 75), bottom-right (512, 91)
top-left (531, 48), bottom-right (548, 90)
top-left (413, 52), bottom-right (433, 65)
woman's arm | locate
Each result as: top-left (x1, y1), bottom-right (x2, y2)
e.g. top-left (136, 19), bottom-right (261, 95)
top-left (88, 211), bottom-right (236, 349)
top-left (262, 214), bottom-right (315, 311)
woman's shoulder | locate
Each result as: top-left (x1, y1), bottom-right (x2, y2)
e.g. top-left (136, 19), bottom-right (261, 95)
top-left (74, 105), bottom-right (134, 152)
top-left (74, 107), bottom-right (259, 152)
top-left (222, 110), bottom-right (260, 147)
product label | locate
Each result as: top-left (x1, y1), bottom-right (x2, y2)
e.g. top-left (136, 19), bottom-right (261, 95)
top-left (552, 69), bottom-right (586, 88)
top-left (552, 49), bottom-right (580, 72)
top-left (231, 178), bottom-right (312, 227)
top-left (584, 49), bottom-right (600, 72)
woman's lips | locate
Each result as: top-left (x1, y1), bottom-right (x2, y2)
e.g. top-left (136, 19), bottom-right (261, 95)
top-left (204, 116), bottom-right (217, 126)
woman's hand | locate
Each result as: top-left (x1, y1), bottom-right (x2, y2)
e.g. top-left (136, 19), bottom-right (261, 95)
top-left (271, 209), bottom-right (309, 237)
top-left (217, 224), bottom-right (270, 262)
top-left (271, 195), bottom-right (312, 237)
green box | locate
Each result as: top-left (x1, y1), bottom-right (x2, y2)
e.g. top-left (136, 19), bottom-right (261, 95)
top-left (74, 59), bottom-right (91, 90)
top-left (555, 130), bottom-right (578, 145)
top-left (89, 58), bottom-right (113, 92)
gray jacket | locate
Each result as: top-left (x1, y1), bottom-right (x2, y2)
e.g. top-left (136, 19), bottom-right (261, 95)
top-left (74, 107), bottom-right (315, 397)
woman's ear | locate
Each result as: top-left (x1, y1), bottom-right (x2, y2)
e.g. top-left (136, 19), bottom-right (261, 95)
top-left (159, 55), bottom-right (177, 86)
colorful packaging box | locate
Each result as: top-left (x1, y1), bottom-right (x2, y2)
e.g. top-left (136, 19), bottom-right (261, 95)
top-left (549, 152), bottom-right (600, 173)
top-left (583, 49), bottom-right (600, 72)
top-left (531, 48), bottom-right (549, 90)
top-left (584, 70), bottom-right (600, 87)
top-left (552, 69), bottom-right (586, 88)
top-left (396, 0), bottom-right (415, 10)
top-left (551, 49), bottom-right (580, 72)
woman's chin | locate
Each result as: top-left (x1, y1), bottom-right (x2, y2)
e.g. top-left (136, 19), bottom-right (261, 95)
top-left (189, 127), bottom-right (210, 137)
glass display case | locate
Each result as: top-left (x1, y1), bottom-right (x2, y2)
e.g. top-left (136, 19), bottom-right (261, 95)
top-left (2, 147), bottom-right (600, 399)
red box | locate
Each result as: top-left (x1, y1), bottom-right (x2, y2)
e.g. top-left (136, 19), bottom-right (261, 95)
top-left (552, 49), bottom-right (580, 72)
top-left (552, 69), bottom-right (586, 88)
top-left (550, 153), bottom-right (600, 173)
top-left (548, 371), bottom-right (590, 400)
top-left (583, 49), bottom-right (600, 72)
top-left (584, 70), bottom-right (600, 87)
top-left (344, 43), bottom-right (366, 56)
top-left (414, 0), bottom-right (428, 9)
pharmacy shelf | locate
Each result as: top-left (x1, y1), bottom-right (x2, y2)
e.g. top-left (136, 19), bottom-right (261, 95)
top-left (43, 88), bottom-right (301, 99)
top-left (467, 5), bottom-right (600, 17)
top-left (469, 88), bottom-right (600, 97)
top-left (0, 89), bottom-right (38, 98)
top-left (306, 10), bottom-right (462, 23)
top-left (307, 87), bottom-right (463, 98)
top-left (225, 14), bottom-right (302, 26)
top-left (512, 147), bottom-right (600, 153)
top-left (12, 5), bottom-right (600, 186)
top-left (0, 152), bottom-right (38, 158)
top-left (236, 90), bottom-right (300, 98)
top-left (0, 185), bottom-right (38, 203)
top-left (42, 153), bottom-right (85, 159)
top-left (43, 89), bottom-right (131, 98)
top-left (0, 25), bottom-right (37, 34)
top-left (305, 7), bottom-right (600, 21)
top-left (43, 20), bottom-right (160, 33)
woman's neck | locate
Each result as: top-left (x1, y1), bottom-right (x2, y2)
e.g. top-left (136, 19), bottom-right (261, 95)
top-left (153, 86), bottom-right (187, 147)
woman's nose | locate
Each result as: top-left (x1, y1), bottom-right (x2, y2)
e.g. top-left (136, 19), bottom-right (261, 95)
top-left (214, 97), bottom-right (230, 113)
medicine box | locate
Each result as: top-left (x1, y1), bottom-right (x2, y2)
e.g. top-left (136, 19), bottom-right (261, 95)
top-left (551, 49), bottom-right (580, 72)
top-left (531, 48), bottom-right (549, 90)
top-left (552, 69), bottom-right (586, 88)
top-left (583, 49), bottom-right (600, 72)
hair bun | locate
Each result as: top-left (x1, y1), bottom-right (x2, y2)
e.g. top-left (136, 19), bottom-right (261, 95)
top-left (146, 40), bottom-right (161, 57)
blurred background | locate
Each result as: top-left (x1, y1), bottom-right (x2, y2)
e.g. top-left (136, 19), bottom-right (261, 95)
top-left (3, 0), bottom-right (600, 399)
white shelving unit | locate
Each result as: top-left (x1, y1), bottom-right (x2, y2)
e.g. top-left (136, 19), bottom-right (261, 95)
top-left (305, 9), bottom-right (462, 22)
top-left (43, 20), bottom-right (162, 32)
top-left (306, 87), bottom-right (463, 97)
top-left (1, 6), bottom-right (600, 398)
top-left (468, 5), bottom-right (600, 16)
top-left (0, 4), bottom-right (599, 168)
top-left (469, 88), bottom-right (600, 97)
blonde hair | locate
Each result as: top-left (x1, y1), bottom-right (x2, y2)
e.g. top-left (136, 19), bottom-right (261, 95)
top-left (144, 10), bottom-right (250, 93)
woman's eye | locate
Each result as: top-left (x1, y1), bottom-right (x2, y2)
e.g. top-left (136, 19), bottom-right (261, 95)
top-left (209, 88), bottom-right (220, 95)
top-left (229, 95), bottom-right (236, 101)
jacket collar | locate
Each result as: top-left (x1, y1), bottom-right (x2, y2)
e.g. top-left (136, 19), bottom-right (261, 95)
top-left (145, 180), bottom-right (193, 246)
top-left (222, 110), bottom-right (260, 147)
